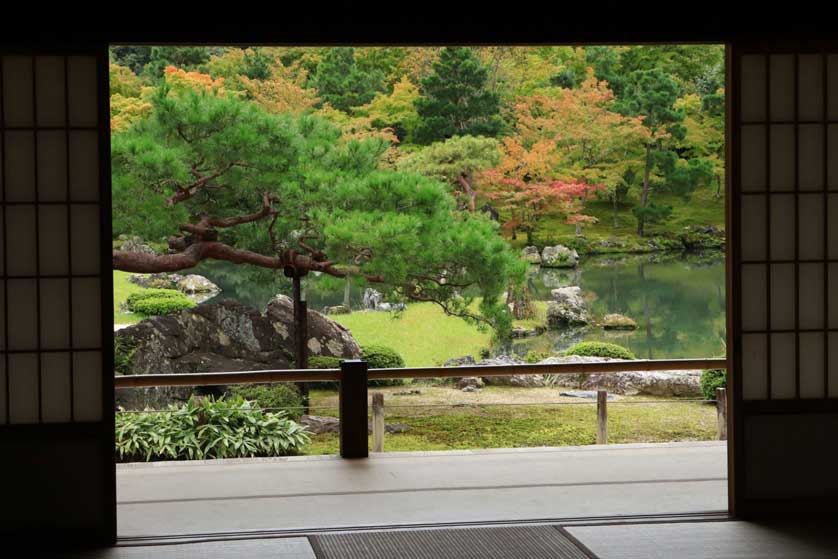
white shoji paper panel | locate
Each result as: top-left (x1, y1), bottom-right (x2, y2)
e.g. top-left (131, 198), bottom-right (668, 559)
top-left (6, 279), bottom-right (37, 351)
top-left (741, 264), bottom-right (767, 331)
top-left (35, 56), bottom-right (65, 127)
top-left (8, 353), bottom-right (38, 424)
top-left (769, 55), bottom-right (795, 121)
top-left (769, 195), bottom-right (795, 260)
top-left (36, 131), bottom-right (67, 202)
top-left (4, 204), bottom-right (37, 275)
top-left (799, 332), bottom-right (824, 399)
top-left (770, 264), bottom-right (795, 330)
top-left (71, 278), bottom-right (101, 349)
top-left (741, 125), bottom-right (766, 191)
top-left (799, 263), bottom-right (825, 330)
top-left (4, 130), bottom-right (35, 202)
top-left (73, 351), bottom-right (101, 422)
top-left (2, 56), bottom-right (33, 127)
top-left (771, 332), bottom-right (796, 399)
top-left (829, 194), bottom-right (838, 259)
top-left (829, 125), bottom-right (838, 189)
top-left (68, 131), bottom-right (99, 202)
top-left (741, 55), bottom-right (766, 122)
top-left (741, 195), bottom-right (766, 260)
top-left (828, 55), bottom-right (838, 121)
top-left (769, 125), bottom-right (795, 191)
top-left (798, 125), bottom-right (823, 191)
top-left (798, 55), bottom-right (824, 122)
top-left (39, 278), bottom-right (70, 350)
top-left (70, 204), bottom-right (100, 275)
top-left (67, 57), bottom-right (98, 128)
top-left (743, 334), bottom-right (768, 400)
top-left (38, 205), bottom-right (69, 276)
top-left (798, 194), bottom-right (824, 260)
top-left (41, 352), bottom-right (71, 423)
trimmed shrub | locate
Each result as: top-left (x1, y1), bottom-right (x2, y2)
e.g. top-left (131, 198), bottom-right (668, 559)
top-left (565, 341), bottom-right (636, 360)
top-left (362, 344), bottom-right (406, 386)
top-left (308, 355), bottom-right (343, 389)
top-left (700, 369), bottom-right (727, 401)
top-left (525, 350), bottom-right (551, 364)
top-left (126, 288), bottom-right (195, 316)
top-left (308, 355), bottom-right (343, 370)
top-left (228, 383), bottom-right (304, 419)
top-left (114, 396), bottom-right (309, 462)
top-left (362, 345), bottom-right (405, 369)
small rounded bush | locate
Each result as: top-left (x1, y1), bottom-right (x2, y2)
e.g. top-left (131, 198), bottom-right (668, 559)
top-left (228, 383), bottom-right (303, 419)
top-left (127, 289), bottom-right (195, 316)
top-left (565, 341), bottom-right (636, 360)
top-left (700, 369), bottom-right (727, 401)
top-left (308, 356), bottom-right (342, 370)
top-left (525, 350), bottom-right (551, 364)
top-left (361, 345), bottom-right (405, 369)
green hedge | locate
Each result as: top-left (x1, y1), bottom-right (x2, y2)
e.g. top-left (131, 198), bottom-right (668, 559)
top-left (127, 288), bottom-right (195, 316)
top-left (700, 369), bottom-right (727, 401)
top-left (115, 396), bottom-right (309, 462)
top-left (362, 345), bottom-right (406, 386)
top-left (228, 384), bottom-right (304, 419)
top-left (362, 345), bottom-right (405, 369)
top-left (308, 347), bottom-right (406, 387)
top-left (565, 341), bottom-right (636, 360)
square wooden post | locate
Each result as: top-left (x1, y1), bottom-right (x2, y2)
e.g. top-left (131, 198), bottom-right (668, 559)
top-left (340, 360), bottom-right (369, 458)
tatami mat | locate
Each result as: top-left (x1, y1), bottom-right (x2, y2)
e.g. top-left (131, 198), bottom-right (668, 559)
top-left (310, 525), bottom-right (594, 559)
top-left (566, 520), bottom-right (838, 559)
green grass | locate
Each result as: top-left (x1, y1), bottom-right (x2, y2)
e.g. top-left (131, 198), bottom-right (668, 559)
top-left (301, 385), bottom-right (717, 455)
top-left (333, 302), bottom-right (492, 367)
top-left (507, 188), bottom-right (725, 249)
top-left (114, 270), bottom-right (148, 325)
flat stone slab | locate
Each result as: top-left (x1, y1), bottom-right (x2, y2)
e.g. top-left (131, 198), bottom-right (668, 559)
top-left (560, 390), bottom-right (618, 400)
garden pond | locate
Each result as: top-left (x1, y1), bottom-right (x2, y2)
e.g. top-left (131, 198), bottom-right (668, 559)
top-left (189, 250), bottom-right (726, 361)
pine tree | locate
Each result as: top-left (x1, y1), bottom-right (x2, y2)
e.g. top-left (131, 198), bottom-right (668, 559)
top-left (413, 47), bottom-right (504, 144)
top-left (310, 48), bottom-right (385, 113)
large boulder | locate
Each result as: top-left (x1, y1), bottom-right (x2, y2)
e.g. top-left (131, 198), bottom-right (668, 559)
top-left (119, 235), bottom-right (155, 255)
top-left (265, 295), bottom-right (362, 359)
top-left (177, 274), bottom-right (220, 294)
top-left (362, 288), bottom-right (383, 310)
top-left (477, 355), bottom-right (545, 387)
top-left (536, 355), bottom-right (702, 397)
top-left (546, 286), bottom-right (590, 328)
top-left (116, 298), bottom-right (361, 409)
top-left (601, 313), bottom-right (638, 330)
top-left (540, 245), bottom-right (579, 268)
top-left (521, 246), bottom-right (542, 264)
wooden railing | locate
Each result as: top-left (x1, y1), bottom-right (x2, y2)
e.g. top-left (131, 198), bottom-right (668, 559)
top-left (113, 358), bottom-right (726, 388)
top-left (114, 358), bottom-right (728, 458)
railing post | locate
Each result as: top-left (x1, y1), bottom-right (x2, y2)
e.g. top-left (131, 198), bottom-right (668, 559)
top-left (716, 387), bottom-right (727, 441)
top-left (339, 360), bottom-right (369, 459)
top-left (596, 390), bottom-right (608, 445)
top-left (372, 392), bottom-right (385, 453)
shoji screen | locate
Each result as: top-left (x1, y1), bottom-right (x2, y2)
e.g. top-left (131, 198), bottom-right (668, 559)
top-left (733, 43), bottom-right (838, 515)
top-left (0, 52), bottom-right (113, 542)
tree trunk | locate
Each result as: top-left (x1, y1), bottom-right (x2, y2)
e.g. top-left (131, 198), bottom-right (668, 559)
top-left (290, 272), bottom-right (310, 414)
top-left (637, 143), bottom-right (652, 237)
top-left (457, 174), bottom-right (476, 213)
top-left (343, 277), bottom-right (351, 312)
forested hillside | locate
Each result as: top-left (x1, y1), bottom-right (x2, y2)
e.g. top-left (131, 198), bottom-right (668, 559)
top-left (110, 45), bottom-right (725, 251)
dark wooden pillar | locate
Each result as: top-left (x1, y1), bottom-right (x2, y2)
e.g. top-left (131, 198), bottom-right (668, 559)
top-left (339, 360), bottom-right (369, 458)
